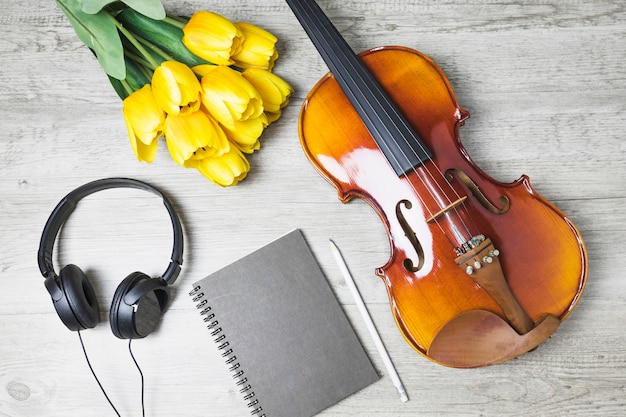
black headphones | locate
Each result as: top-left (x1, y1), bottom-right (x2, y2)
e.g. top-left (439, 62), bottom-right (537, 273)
top-left (38, 178), bottom-right (184, 339)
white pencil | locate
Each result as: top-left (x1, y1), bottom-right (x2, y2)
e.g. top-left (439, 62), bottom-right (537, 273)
top-left (329, 240), bottom-right (409, 403)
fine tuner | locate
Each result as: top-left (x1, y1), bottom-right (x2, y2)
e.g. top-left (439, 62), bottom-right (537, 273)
top-left (460, 235), bottom-right (501, 275)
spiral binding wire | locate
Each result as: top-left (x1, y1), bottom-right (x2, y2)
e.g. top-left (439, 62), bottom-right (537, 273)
top-left (190, 286), bottom-right (265, 417)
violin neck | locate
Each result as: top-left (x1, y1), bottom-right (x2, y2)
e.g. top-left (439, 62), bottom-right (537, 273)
top-left (287, 0), bottom-right (432, 176)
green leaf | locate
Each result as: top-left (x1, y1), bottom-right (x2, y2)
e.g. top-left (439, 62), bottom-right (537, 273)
top-left (117, 9), bottom-right (209, 67)
top-left (80, 0), bottom-right (166, 20)
top-left (124, 57), bottom-right (152, 92)
top-left (57, 0), bottom-right (126, 79)
top-left (107, 57), bottom-right (150, 100)
top-left (106, 74), bottom-right (128, 100)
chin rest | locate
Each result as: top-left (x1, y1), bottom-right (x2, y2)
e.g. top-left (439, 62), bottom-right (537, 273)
top-left (429, 237), bottom-right (562, 368)
top-left (427, 310), bottom-right (561, 368)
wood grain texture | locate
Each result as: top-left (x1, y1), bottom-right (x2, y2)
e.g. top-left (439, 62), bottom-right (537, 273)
top-left (1, 0), bottom-right (624, 416)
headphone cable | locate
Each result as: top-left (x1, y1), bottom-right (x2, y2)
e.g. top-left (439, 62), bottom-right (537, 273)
top-left (77, 331), bottom-right (146, 417)
top-left (77, 330), bottom-right (122, 417)
top-left (128, 339), bottom-right (146, 417)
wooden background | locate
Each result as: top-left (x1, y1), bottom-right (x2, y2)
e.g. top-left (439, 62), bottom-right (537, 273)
top-left (1, 0), bottom-right (624, 416)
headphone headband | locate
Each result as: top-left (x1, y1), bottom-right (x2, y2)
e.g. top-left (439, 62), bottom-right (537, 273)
top-left (38, 178), bottom-right (183, 285)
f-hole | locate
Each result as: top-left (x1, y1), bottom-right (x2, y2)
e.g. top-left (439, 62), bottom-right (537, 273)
top-left (396, 200), bottom-right (424, 272)
top-left (445, 168), bottom-right (510, 215)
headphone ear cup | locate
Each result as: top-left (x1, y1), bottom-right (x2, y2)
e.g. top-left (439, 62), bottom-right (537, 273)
top-left (56, 264), bottom-right (100, 331)
top-left (110, 272), bottom-right (169, 339)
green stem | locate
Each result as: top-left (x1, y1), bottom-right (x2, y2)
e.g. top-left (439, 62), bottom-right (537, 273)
top-left (133, 33), bottom-right (175, 63)
top-left (125, 51), bottom-right (151, 68)
top-left (125, 51), bottom-right (156, 77)
top-left (108, 13), bottom-right (160, 70)
top-left (120, 79), bottom-right (134, 97)
top-left (163, 15), bottom-right (188, 29)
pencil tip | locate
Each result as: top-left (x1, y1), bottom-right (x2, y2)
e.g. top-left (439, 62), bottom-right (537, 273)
top-left (397, 385), bottom-right (409, 402)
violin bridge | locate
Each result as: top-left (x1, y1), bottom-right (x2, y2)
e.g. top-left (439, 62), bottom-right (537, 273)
top-left (445, 168), bottom-right (510, 215)
top-left (426, 196), bottom-right (468, 224)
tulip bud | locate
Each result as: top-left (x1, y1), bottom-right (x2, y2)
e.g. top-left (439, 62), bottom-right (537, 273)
top-left (241, 67), bottom-right (293, 117)
top-left (222, 114), bottom-right (269, 154)
top-left (199, 65), bottom-right (263, 129)
top-left (182, 11), bottom-right (244, 66)
top-left (122, 85), bottom-right (165, 163)
top-left (232, 22), bottom-right (279, 70)
top-left (165, 109), bottom-right (230, 166)
top-left (152, 61), bottom-right (202, 116)
top-left (186, 146), bottom-right (251, 187)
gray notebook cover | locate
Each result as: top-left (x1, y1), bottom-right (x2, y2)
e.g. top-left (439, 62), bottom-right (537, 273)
top-left (191, 229), bottom-right (379, 417)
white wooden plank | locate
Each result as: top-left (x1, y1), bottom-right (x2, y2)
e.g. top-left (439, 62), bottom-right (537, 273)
top-left (1, 0), bottom-right (625, 416)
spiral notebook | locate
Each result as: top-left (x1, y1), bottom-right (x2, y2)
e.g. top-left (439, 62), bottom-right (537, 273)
top-left (190, 229), bottom-right (379, 417)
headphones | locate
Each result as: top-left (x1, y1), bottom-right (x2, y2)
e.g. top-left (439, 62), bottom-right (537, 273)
top-left (38, 178), bottom-right (184, 339)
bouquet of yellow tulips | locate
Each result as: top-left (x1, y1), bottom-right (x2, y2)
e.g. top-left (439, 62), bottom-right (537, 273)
top-left (56, 0), bottom-right (293, 186)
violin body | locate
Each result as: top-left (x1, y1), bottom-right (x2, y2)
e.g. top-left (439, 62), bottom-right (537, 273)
top-left (299, 46), bottom-right (587, 366)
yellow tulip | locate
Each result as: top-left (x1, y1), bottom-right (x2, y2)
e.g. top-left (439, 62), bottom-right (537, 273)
top-left (199, 65), bottom-right (263, 129)
top-left (164, 110), bottom-right (229, 166)
top-left (186, 146), bottom-right (250, 187)
top-left (152, 61), bottom-right (201, 116)
top-left (223, 114), bottom-right (269, 153)
top-left (241, 67), bottom-right (293, 121)
top-left (182, 11), bottom-right (243, 66)
top-left (232, 22), bottom-right (278, 70)
top-left (122, 84), bottom-right (165, 163)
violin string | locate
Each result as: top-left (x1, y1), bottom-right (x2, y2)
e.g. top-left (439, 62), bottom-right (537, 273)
top-left (302, 4), bottom-right (470, 253)
top-left (298, 0), bottom-right (477, 247)
top-left (334, 48), bottom-right (477, 243)
top-left (298, 0), bottom-right (471, 221)
top-left (321, 1), bottom-right (478, 244)
top-left (294, 0), bottom-right (450, 238)
top-left (297, 1), bottom-right (447, 233)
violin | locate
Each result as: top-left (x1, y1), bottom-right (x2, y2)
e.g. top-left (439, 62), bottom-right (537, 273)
top-left (287, 0), bottom-right (587, 367)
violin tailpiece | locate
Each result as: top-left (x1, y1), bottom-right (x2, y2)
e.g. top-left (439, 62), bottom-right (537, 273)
top-left (423, 237), bottom-right (563, 368)
top-left (455, 238), bottom-right (534, 335)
